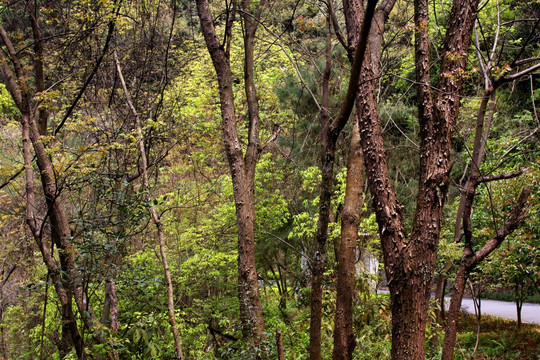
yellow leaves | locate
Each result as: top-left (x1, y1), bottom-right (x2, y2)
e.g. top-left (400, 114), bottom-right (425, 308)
top-left (34, 89), bottom-right (60, 113)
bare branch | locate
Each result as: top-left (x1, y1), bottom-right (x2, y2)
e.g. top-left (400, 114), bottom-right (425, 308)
top-left (498, 126), bottom-right (539, 162)
top-left (474, 187), bottom-right (530, 263)
top-left (260, 126), bottom-right (282, 152)
top-left (0, 165), bottom-right (23, 191)
top-left (477, 168), bottom-right (527, 184)
top-left (329, 0), bottom-right (379, 140)
top-left (0, 23), bottom-right (24, 81)
top-left (514, 57), bottom-right (540, 67)
top-left (502, 62), bottom-right (540, 82)
top-left (327, 0), bottom-right (350, 56)
top-left (488, 0), bottom-right (500, 66)
top-left (53, 0), bottom-right (122, 135)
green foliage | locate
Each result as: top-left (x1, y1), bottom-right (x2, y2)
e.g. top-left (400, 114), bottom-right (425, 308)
top-left (0, 84), bottom-right (19, 120)
top-left (1, 0), bottom-right (539, 358)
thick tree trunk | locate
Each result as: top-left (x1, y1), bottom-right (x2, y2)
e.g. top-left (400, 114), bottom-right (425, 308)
top-left (342, 0), bottom-right (480, 357)
top-left (333, 121), bottom-right (363, 360)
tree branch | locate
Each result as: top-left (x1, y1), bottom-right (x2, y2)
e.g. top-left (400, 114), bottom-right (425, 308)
top-left (53, 0), bottom-right (122, 135)
top-left (502, 62), bottom-right (540, 82)
top-left (474, 187), bottom-right (530, 263)
top-left (328, 0), bottom-right (379, 140)
top-left (477, 168), bottom-right (527, 184)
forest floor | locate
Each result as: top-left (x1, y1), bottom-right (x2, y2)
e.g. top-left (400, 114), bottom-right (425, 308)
top-left (454, 313), bottom-right (540, 360)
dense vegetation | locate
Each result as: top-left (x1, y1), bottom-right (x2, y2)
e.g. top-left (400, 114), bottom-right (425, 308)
top-left (0, 0), bottom-right (538, 359)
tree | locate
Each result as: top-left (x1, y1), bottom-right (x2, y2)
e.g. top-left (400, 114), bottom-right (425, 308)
top-left (340, 0), bottom-right (507, 357)
top-left (308, 1), bottom-right (378, 358)
top-left (113, 49), bottom-right (184, 359)
top-left (195, 0), bottom-right (270, 350)
top-left (332, 120), bottom-right (364, 360)
top-left (0, 2), bottom-right (122, 357)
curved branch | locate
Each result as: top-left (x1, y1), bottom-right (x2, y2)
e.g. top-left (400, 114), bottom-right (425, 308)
top-left (53, 0), bottom-right (122, 135)
top-left (474, 187), bottom-right (530, 263)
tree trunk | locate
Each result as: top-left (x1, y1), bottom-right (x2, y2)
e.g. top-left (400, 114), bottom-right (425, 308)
top-left (1, 15), bottom-right (117, 359)
top-left (101, 276), bottom-right (119, 332)
top-left (516, 299), bottom-right (523, 330)
top-left (309, 14), bottom-right (335, 359)
top-left (333, 121), bottom-right (363, 360)
top-left (342, 0), bottom-right (481, 357)
top-left (308, 2), bottom-right (378, 358)
top-left (441, 252), bottom-right (473, 360)
top-left (20, 112), bottom-right (85, 359)
top-left (435, 269), bottom-right (449, 323)
top-left (196, 0), bottom-right (266, 347)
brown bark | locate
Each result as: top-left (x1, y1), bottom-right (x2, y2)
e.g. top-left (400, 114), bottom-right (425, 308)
top-left (342, 0), bottom-right (480, 357)
top-left (21, 112), bottom-right (84, 358)
top-left (196, 0), bottom-right (266, 347)
top-left (28, 3), bottom-right (48, 135)
top-left (101, 276), bottom-right (119, 332)
top-left (0, 18), bottom-right (88, 357)
top-left (276, 331), bottom-right (285, 360)
top-left (332, 121), bottom-right (363, 360)
top-left (309, 2), bottom-right (378, 359)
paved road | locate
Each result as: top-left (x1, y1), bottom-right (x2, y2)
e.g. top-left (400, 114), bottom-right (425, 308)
top-left (445, 297), bottom-right (540, 325)
top-left (379, 289), bottom-right (540, 324)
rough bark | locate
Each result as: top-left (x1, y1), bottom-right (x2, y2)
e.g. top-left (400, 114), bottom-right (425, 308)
top-left (342, 0), bottom-right (480, 357)
top-left (276, 331), bottom-right (285, 360)
top-left (309, 2), bottom-right (378, 359)
top-left (332, 121), bottom-right (363, 360)
top-left (196, 0), bottom-right (266, 347)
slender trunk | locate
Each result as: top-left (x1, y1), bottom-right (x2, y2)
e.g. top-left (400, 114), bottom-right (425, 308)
top-left (332, 121), bottom-right (363, 360)
top-left (309, 2), bottom-right (378, 358)
top-left (435, 266), bottom-right (450, 323)
top-left (21, 112), bottom-right (85, 359)
top-left (515, 279), bottom-right (523, 330)
top-left (101, 276), bottom-right (119, 332)
top-left (442, 189), bottom-right (530, 360)
top-left (441, 252), bottom-right (473, 360)
top-left (114, 50), bottom-right (184, 360)
top-left (196, 0), bottom-right (267, 347)
top-left (28, 3), bottom-right (48, 136)
top-left (276, 331), bottom-right (285, 360)
top-left (309, 15), bottom-right (334, 358)
top-left (516, 300), bottom-right (522, 330)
